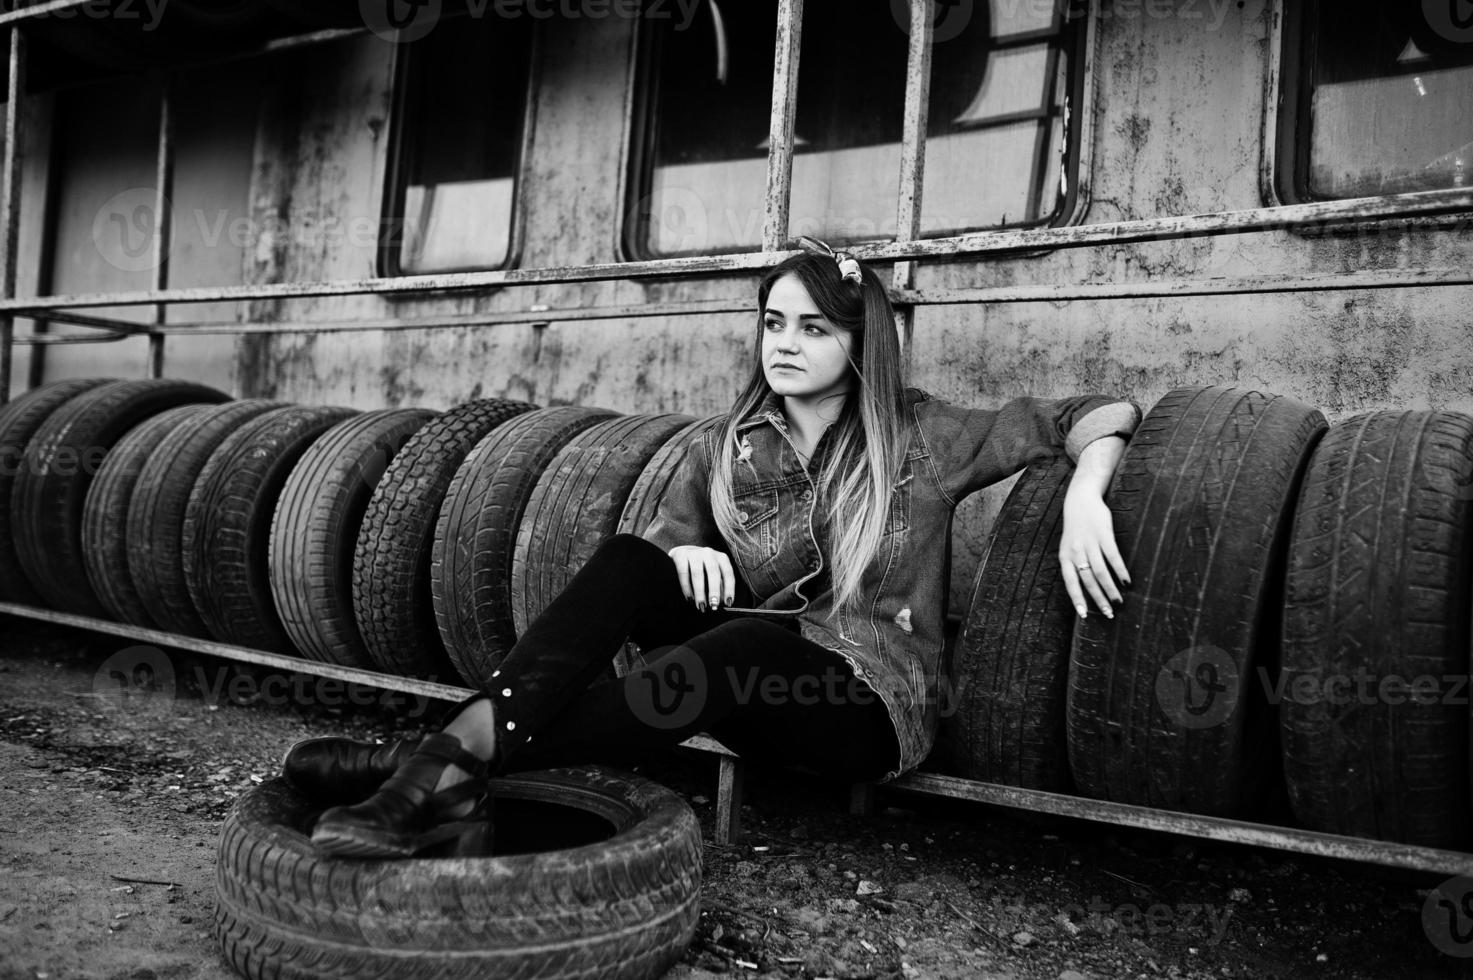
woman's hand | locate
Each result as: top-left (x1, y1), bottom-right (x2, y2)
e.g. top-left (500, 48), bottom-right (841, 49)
top-left (667, 545), bottom-right (736, 612)
top-left (1059, 436), bottom-right (1132, 618)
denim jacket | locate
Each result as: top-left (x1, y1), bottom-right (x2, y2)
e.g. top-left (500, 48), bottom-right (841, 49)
top-left (641, 386), bottom-right (1143, 781)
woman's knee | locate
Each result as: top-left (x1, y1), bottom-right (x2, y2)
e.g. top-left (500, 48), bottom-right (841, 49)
top-left (691, 616), bottom-right (795, 648)
top-left (582, 533), bottom-right (672, 579)
top-left (594, 532), bottom-right (668, 565)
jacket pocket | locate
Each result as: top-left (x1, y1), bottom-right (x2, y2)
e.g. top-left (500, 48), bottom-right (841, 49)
top-left (731, 487), bottom-right (781, 567)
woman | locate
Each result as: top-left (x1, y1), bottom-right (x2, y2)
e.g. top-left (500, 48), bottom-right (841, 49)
top-left (293, 239), bottom-right (1142, 858)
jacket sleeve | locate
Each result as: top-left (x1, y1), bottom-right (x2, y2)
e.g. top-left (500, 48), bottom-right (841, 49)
top-left (921, 394), bottom-right (1143, 504)
top-left (639, 428), bottom-right (728, 554)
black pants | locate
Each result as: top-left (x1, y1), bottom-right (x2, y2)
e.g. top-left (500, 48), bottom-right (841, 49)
top-left (448, 533), bottom-right (899, 783)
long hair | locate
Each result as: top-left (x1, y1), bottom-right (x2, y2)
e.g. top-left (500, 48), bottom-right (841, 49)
top-left (709, 250), bottom-right (909, 622)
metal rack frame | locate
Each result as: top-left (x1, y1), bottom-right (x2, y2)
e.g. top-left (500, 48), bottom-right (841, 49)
top-left (2, 0), bottom-right (1472, 875)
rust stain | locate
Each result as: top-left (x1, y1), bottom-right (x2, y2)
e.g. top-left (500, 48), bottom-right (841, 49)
top-left (1117, 113), bottom-right (1151, 155)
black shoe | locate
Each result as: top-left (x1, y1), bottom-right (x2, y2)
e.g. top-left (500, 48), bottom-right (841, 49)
top-left (310, 732), bottom-right (493, 859)
top-left (280, 736), bottom-right (423, 804)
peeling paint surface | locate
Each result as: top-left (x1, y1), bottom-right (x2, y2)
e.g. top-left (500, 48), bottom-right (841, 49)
top-left (8, 5), bottom-right (1470, 640)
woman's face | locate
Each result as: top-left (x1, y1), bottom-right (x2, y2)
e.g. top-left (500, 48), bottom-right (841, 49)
top-left (761, 273), bottom-right (856, 405)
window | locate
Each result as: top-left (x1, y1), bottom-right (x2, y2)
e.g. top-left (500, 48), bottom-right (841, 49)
top-left (626, 0), bottom-right (1086, 258)
top-left (1279, 0), bottom-right (1473, 202)
top-left (379, 17), bottom-right (535, 275)
top-left (35, 61), bottom-right (265, 389)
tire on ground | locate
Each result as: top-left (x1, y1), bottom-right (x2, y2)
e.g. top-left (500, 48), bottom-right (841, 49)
top-left (82, 403), bottom-right (213, 626)
top-left (513, 413), bottom-right (694, 643)
top-left (126, 400), bottom-right (287, 635)
top-left (0, 377), bottom-right (115, 604)
top-left (431, 406), bottom-right (620, 689)
top-left (352, 398), bottom-right (538, 681)
top-left (183, 405), bottom-right (359, 654)
top-left (1279, 410), bottom-right (1473, 848)
top-left (950, 454), bottom-right (1077, 792)
top-left (613, 414), bottom-right (724, 675)
top-left (269, 409), bottom-right (437, 667)
top-left (11, 378), bottom-right (230, 615)
top-left (213, 766), bottom-right (701, 980)
top-left (1065, 385), bottom-right (1326, 818)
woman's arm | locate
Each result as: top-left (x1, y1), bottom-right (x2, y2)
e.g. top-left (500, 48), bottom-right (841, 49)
top-left (1060, 434), bottom-right (1130, 619)
top-left (918, 392), bottom-right (1141, 616)
top-left (640, 429), bottom-right (723, 554)
top-left (639, 427), bottom-right (740, 610)
top-left (920, 395), bottom-right (1141, 503)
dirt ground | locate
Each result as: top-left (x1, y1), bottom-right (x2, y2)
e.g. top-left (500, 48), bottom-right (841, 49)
top-left (2, 618), bottom-right (1472, 980)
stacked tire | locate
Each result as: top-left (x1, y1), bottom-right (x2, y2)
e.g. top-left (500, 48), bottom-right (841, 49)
top-left (1278, 411), bottom-right (1473, 848)
top-left (11, 379), bottom-right (232, 616)
top-left (430, 406), bottom-right (621, 689)
top-left (184, 406), bottom-right (362, 654)
top-left (1066, 386), bottom-right (1326, 818)
top-left (947, 384), bottom-right (1473, 850)
top-left (1, 378), bottom-right (702, 691)
top-left (1, 379), bottom-right (715, 980)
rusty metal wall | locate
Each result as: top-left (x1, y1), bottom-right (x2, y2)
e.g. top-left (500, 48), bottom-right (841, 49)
top-left (12, 2), bottom-right (1471, 610)
top-left (209, 4), bottom-right (1471, 610)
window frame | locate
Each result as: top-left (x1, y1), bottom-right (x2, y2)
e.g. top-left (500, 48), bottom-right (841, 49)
top-left (375, 15), bottom-right (542, 280)
top-left (619, 0), bottom-right (1094, 263)
top-left (1268, 0), bottom-right (1473, 219)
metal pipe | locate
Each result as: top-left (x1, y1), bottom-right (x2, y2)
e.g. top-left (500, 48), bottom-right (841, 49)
top-left (3, 266), bottom-right (1471, 344)
top-left (12, 328), bottom-right (131, 344)
top-left (0, 0), bottom-right (93, 28)
top-left (148, 74), bottom-right (172, 378)
top-left (762, 0), bottom-right (802, 252)
top-left (888, 772), bottom-right (1473, 876)
top-left (895, 0), bottom-right (932, 240)
top-left (1, 188), bottom-right (1467, 313)
top-left (11, 298), bottom-right (759, 337)
top-left (893, 266), bottom-right (1473, 305)
top-left (15, 308), bottom-right (152, 332)
top-left (0, 27), bottom-right (23, 405)
top-left (0, 600), bottom-right (474, 701)
top-left (5, 596), bottom-right (1470, 874)
top-left (892, 0), bottom-right (934, 379)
